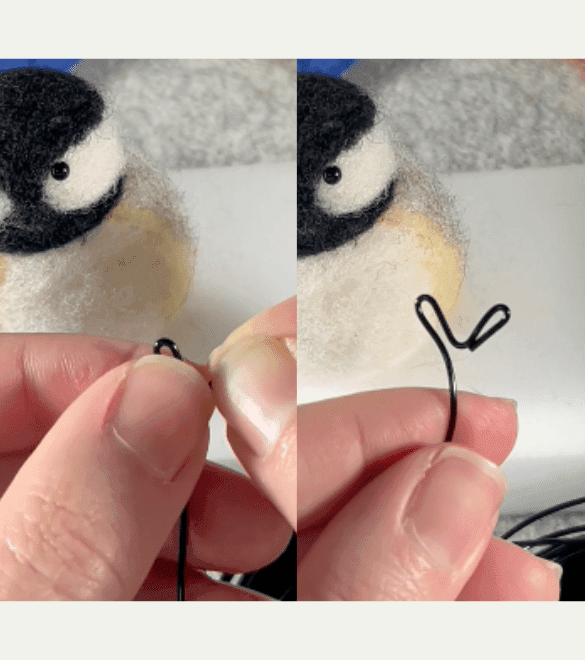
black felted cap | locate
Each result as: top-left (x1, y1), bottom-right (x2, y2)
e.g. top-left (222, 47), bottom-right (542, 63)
top-left (0, 68), bottom-right (126, 254)
top-left (298, 74), bottom-right (396, 258)
top-left (297, 73), bottom-right (376, 183)
top-left (0, 67), bottom-right (104, 202)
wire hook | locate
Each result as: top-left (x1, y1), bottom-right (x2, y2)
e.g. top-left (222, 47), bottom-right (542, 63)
top-left (415, 295), bottom-right (511, 443)
top-left (153, 337), bottom-right (183, 361)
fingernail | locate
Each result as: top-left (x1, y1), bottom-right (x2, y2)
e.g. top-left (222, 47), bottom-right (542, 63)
top-left (209, 327), bottom-right (253, 370)
top-left (404, 445), bottom-right (508, 569)
top-left (210, 335), bottom-right (296, 457)
top-left (539, 558), bottom-right (563, 581)
top-left (497, 397), bottom-right (518, 411)
top-left (105, 354), bottom-right (212, 481)
top-left (208, 318), bottom-right (259, 367)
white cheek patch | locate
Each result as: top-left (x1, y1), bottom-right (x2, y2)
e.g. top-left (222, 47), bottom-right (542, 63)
top-left (0, 189), bottom-right (12, 224)
top-left (44, 118), bottom-right (126, 212)
top-left (315, 122), bottom-right (396, 216)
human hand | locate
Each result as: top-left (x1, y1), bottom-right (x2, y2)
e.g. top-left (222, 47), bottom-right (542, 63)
top-left (208, 296), bottom-right (297, 529)
top-left (0, 334), bottom-right (290, 600)
top-left (297, 389), bottom-right (561, 600)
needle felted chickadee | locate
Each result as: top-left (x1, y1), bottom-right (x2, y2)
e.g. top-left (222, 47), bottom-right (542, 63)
top-left (297, 73), bottom-right (466, 386)
top-left (0, 67), bottom-right (194, 341)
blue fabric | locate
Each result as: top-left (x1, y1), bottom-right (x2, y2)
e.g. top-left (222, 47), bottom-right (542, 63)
top-left (0, 60), bottom-right (82, 73)
top-left (297, 60), bottom-right (355, 77)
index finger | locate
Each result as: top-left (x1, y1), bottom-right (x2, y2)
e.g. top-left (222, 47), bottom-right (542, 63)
top-left (298, 388), bottom-right (517, 528)
top-left (0, 334), bottom-right (208, 454)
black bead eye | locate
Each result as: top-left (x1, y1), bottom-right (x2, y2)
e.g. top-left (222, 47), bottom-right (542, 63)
top-left (51, 162), bottom-right (70, 181)
top-left (323, 166), bottom-right (342, 185)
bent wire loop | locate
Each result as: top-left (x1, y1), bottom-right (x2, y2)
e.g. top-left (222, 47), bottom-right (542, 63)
top-left (414, 294), bottom-right (511, 443)
top-left (153, 337), bottom-right (188, 601)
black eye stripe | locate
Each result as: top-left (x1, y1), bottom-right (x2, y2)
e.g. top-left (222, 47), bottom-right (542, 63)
top-left (51, 162), bottom-right (70, 181)
top-left (298, 178), bottom-right (397, 258)
top-left (0, 175), bottom-right (125, 254)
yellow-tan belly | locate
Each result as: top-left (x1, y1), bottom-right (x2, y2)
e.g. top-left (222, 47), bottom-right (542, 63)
top-left (297, 206), bottom-right (464, 383)
top-left (0, 205), bottom-right (194, 341)
top-left (101, 203), bottom-right (193, 322)
top-left (377, 206), bottom-right (463, 314)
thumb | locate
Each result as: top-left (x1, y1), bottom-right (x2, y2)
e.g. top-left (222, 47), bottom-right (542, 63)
top-left (0, 354), bottom-right (213, 600)
top-left (298, 444), bottom-right (508, 600)
top-left (209, 334), bottom-right (296, 529)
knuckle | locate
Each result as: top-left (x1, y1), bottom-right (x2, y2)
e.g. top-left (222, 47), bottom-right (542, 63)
top-left (2, 493), bottom-right (124, 600)
top-left (307, 548), bottom-right (436, 601)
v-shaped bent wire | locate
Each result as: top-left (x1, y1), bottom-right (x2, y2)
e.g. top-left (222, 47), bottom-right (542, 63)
top-left (415, 294), bottom-right (511, 443)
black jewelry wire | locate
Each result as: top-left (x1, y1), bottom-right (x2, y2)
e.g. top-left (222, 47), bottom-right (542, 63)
top-left (153, 337), bottom-right (295, 601)
top-left (153, 337), bottom-right (188, 601)
top-left (414, 294), bottom-right (511, 442)
top-left (415, 296), bottom-right (585, 597)
top-left (501, 495), bottom-right (585, 591)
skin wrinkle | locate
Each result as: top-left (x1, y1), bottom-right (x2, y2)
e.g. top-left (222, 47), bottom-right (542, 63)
top-left (53, 341), bottom-right (114, 396)
top-left (299, 412), bottom-right (363, 525)
top-left (16, 338), bottom-right (49, 447)
top-left (299, 392), bottom-right (445, 527)
top-left (462, 397), bottom-right (503, 438)
top-left (299, 391), bottom-right (456, 533)
top-left (372, 446), bottom-right (443, 600)
top-left (401, 457), bottom-right (499, 599)
top-left (351, 410), bottom-right (368, 481)
top-left (300, 444), bottom-right (447, 601)
top-left (0, 546), bottom-right (19, 586)
top-left (279, 428), bottom-right (292, 462)
top-left (298, 391), bottom-right (531, 600)
top-left (3, 543), bottom-right (72, 601)
top-left (374, 487), bottom-right (439, 600)
top-left (375, 394), bottom-right (419, 452)
top-left (324, 413), bottom-right (368, 518)
top-left (374, 547), bottom-right (435, 601)
top-left (279, 419), bottom-right (297, 475)
top-left (84, 340), bottom-right (143, 388)
top-left (59, 352), bottom-right (96, 395)
top-left (8, 338), bottom-right (114, 450)
top-left (22, 341), bottom-right (63, 436)
top-left (10, 489), bottom-right (126, 600)
top-left (315, 543), bottom-right (433, 601)
top-left (306, 539), bottom-right (364, 601)
top-left (360, 390), bottom-right (449, 459)
top-left (4, 499), bottom-right (101, 599)
top-left (34, 337), bottom-right (143, 423)
top-left (412, 389), bottom-right (451, 444)
top-left (303, 415), bottom-right (339, 478)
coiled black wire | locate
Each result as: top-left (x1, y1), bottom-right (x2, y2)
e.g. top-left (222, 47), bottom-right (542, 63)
top-left (501, 497), bottom-right (585, 599)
